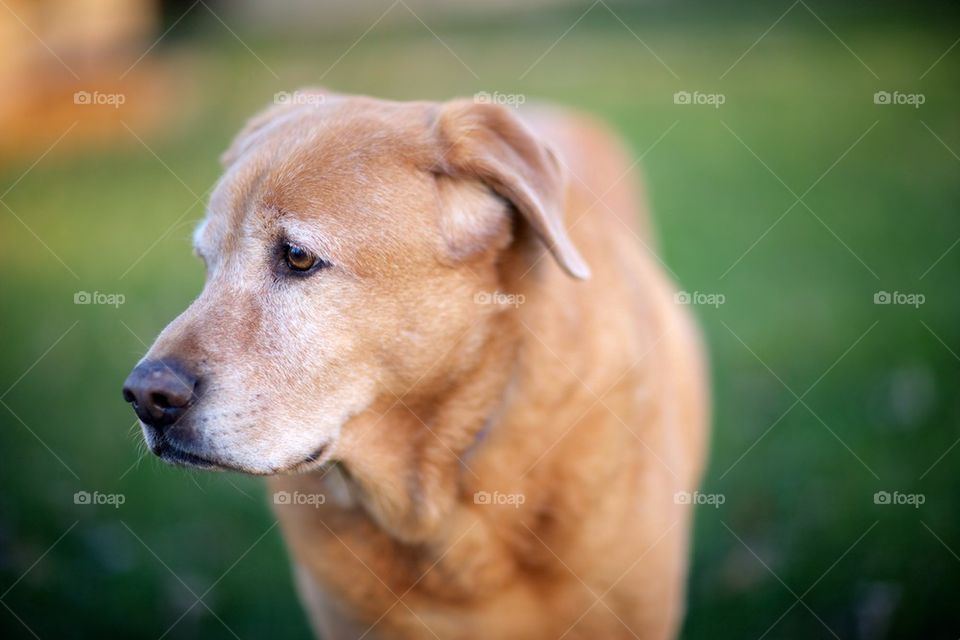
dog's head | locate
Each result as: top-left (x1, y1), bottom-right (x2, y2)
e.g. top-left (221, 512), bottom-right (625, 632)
top-left (122, 90), bottom-right (589, 474)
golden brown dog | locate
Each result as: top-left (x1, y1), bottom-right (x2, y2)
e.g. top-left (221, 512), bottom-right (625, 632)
top-left (122, 89), bottom-right (709, 640)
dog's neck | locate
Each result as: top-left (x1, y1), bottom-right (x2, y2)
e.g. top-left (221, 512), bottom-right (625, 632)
top-left (327, 324), bottom-right (521, 545)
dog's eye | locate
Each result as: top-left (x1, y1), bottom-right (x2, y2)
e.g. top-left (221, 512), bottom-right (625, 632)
top-left (282, 243), bottom-right (332, 273)
top-left (284, 244), bottom-right (316, 271)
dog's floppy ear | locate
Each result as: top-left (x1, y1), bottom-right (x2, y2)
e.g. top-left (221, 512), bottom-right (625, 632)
top-left (434, 100), bottom-right (591, 280)
top-left (221, 87), bottom-right (335, 167)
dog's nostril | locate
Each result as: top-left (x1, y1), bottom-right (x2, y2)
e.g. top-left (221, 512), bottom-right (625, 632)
top-left (150, 392), bottom-right (172, 409)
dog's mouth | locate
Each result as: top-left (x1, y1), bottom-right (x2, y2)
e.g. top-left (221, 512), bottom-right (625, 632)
top-left (280, 443), bottom-right (331, 475)
top-left (151, 438), bottom-right (332, 475)
top-left (153, 440), bottom-right (233, 471)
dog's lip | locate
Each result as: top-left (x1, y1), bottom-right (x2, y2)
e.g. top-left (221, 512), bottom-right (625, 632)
top-left (277, 443), bottom-right (332, 475)
top-left (153, 441), bottom-right (233, 471)
top-left (303, 443), bottom-right (328, 465)
top-left (148, 436), bottom-right (334, 475)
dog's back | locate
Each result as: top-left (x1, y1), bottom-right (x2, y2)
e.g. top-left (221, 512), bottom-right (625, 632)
top-left (521, 103), bottom-right (709, 486)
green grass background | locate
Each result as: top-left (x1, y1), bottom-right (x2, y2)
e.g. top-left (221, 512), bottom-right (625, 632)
top-left (1, 1), bottom-right (958, 637)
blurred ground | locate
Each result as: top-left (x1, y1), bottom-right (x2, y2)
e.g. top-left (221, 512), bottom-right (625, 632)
top-left (0, 1), bottom-right (958, 638)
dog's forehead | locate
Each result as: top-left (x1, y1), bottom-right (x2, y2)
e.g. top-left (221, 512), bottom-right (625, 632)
top-left (197, 100), bottom-right (440, 255)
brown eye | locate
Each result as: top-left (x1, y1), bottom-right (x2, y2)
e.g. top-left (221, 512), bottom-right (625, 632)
top-left (284, 244), bottom-right (317, 271)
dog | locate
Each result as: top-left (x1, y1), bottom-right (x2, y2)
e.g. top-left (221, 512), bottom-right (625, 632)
top-left (122, 89), bottom-right (709, 640)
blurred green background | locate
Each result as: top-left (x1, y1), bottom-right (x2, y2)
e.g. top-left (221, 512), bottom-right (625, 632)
top-left (1, 0), bottom-right (958, 638)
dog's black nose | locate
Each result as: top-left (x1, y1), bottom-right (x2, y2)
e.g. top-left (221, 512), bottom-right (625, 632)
top-left (122, 359), bottom-right (198, 431)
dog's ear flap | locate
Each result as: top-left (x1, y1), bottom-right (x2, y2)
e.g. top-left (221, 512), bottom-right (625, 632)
top-left (433, 100), bottom-right (591, 280)
top-left (221, 87), bottom-right (335, 167)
